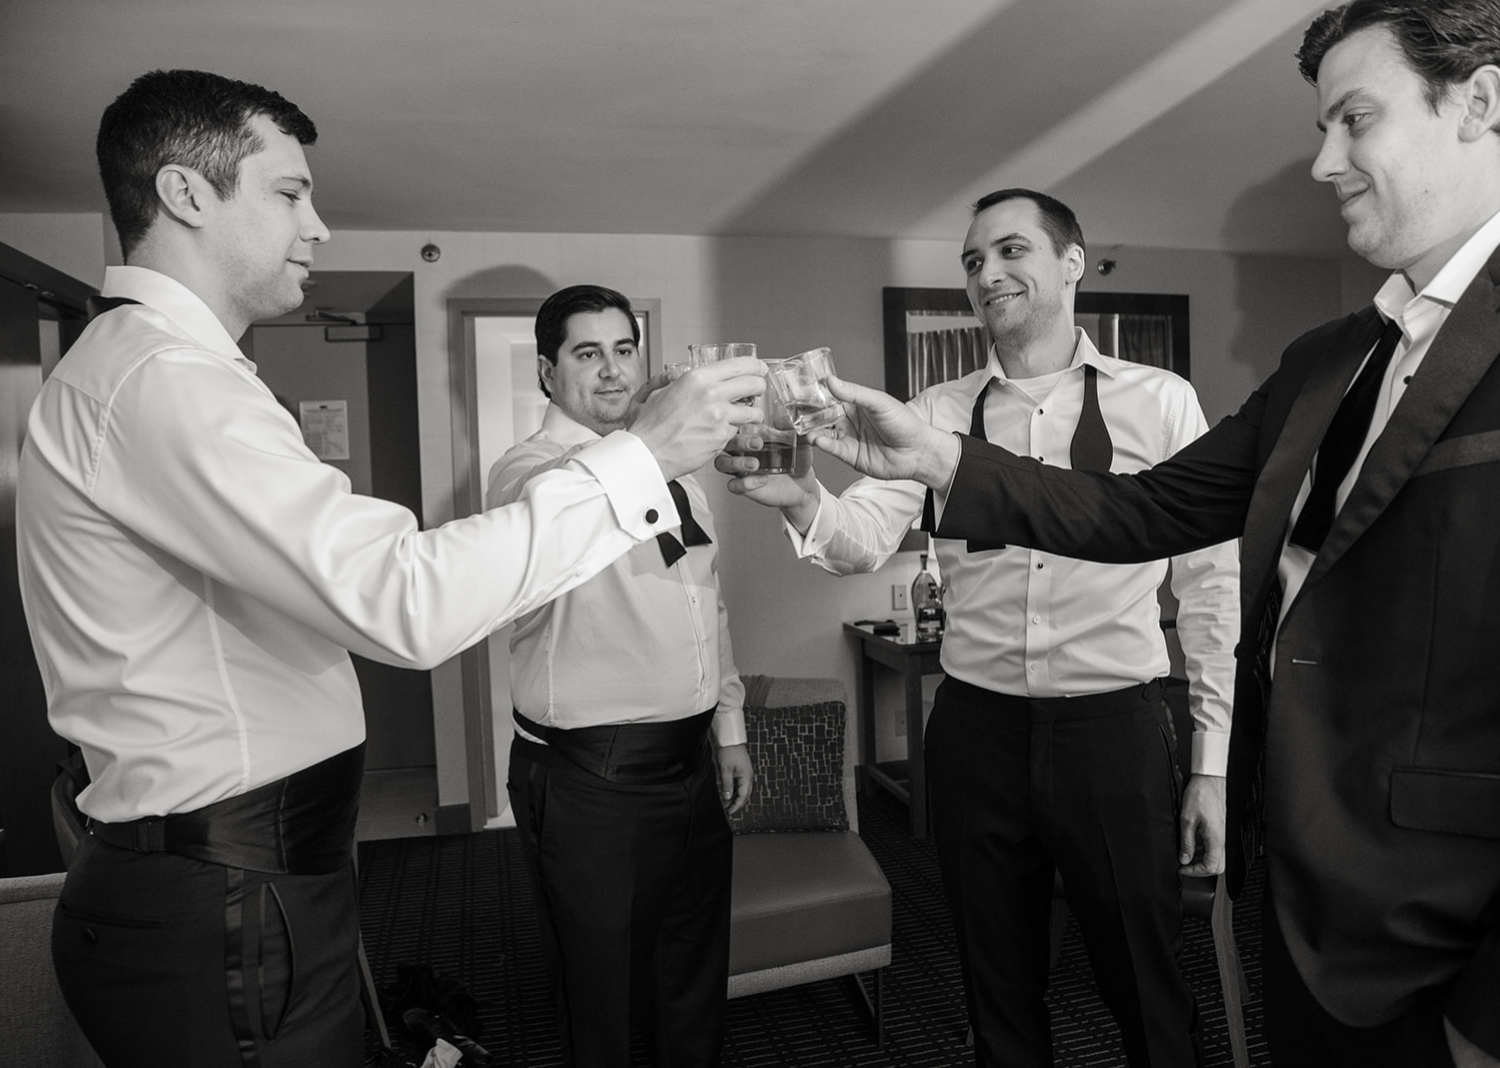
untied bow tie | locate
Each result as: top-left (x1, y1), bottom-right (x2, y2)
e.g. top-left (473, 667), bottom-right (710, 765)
top-left (658, 479), bottom-right (712, 567)
top-left (961, 363), bottom-right (1114, 552)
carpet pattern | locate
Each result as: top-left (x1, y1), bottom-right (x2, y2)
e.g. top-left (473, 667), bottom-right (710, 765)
top-left (358, 788), bottom-right (1269, 1065)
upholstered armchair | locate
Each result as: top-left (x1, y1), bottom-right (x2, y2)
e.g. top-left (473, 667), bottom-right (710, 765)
top-left (725, 675), bottom-right (893, 1044)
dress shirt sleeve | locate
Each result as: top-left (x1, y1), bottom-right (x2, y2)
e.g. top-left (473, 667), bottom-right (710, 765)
top-left (96, 349), bottom-right (677, 669)
top-left (785, 475), bottom-right (927, 575)
top-left (1160, 383), bottom-right (1241, 776)
top-left (711, 589), bottom-right (747, 748)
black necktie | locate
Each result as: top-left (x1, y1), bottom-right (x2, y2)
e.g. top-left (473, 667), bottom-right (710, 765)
top-left (86, 295), bottom-right (141, 319)
top-left (956, 364), bottom-right (1114, 552)
top-left (657, 479), bottom-right (712, 567)
top-left (1288, 317), bottom-right (1403, 553)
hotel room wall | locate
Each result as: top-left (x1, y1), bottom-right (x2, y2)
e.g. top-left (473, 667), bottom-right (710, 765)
top-left (0, 215), bottom-right (1359, 818)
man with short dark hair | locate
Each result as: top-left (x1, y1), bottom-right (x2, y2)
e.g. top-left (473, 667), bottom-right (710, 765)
top-left (18, 70), bottom-right (763, 1067)
top-left (488, 283), bottom-right (751, 1067)
top-left (813, 3), bottom-right (1500, 1064)
top-left (722, 189), bottom-right (1239, 1067)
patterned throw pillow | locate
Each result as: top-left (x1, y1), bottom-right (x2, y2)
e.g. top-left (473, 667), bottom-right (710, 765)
top-left (728, 675), bottom-right (849, 833)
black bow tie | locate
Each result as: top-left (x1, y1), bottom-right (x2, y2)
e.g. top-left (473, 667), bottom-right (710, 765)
top-left (938, 364), bottom-right (1114, 552)
top-left (658, 479), bottom-right (712, 567)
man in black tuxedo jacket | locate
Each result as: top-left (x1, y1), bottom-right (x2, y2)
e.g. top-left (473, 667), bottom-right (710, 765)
top-left (808, 2), bottom-right (1500, 1065)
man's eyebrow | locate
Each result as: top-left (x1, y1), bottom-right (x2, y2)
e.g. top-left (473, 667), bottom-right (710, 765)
top-left (960, 231), bottom-right (1031, 261)
top-left (1317, 89), bottom-right (1362, 132)
top-left (277, 174), bottom-right (313, 192)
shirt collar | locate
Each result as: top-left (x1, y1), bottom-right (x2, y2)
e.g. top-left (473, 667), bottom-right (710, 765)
top-left (1374, 206), bottom-right (1500, 322)
top-left (101, 265), bottom-right (250, 366)
top-left (983, 326), bottom-right (1111, 391)
top-left (540, 402), bottom-right (606, 446)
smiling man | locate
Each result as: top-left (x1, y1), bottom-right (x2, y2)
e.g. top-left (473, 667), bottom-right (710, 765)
top-left (720, 190), bottom-right (1239, 1067)
top-left (809, 3), bottom-right (1500, 1065)
top-left (486, 284), bottom-right (752, 1068)
top-left (19, 72), bottom-right (763, 1067)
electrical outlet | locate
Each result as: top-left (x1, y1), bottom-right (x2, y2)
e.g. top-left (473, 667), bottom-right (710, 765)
top-left (891, 584), bottom-right (908, 611)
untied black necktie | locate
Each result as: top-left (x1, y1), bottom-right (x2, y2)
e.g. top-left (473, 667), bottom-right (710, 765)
top-left (1287, 316), bottom-right (1403, 553)
top-left (657, 479), bottom-right (712, 567)
top-left (963, 363), bottom-right (1114, 552)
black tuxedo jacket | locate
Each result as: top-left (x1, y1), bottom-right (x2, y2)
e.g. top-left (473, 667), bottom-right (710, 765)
top-left (932, 253), bottom-right (1500, 1052)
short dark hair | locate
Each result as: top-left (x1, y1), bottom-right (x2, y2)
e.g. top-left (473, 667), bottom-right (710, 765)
top-left (97, 69), bottom-right (318, 257)
top-left (534, 285), bottom-right (639, 398)
top-left (1298, 0), bottom-right (1500, 119)
top-left (971, 188), bottom-right (1086, 259)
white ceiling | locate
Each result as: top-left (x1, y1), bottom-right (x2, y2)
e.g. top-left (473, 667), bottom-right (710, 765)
top-left (0, 0), bottom-right (1349, 257)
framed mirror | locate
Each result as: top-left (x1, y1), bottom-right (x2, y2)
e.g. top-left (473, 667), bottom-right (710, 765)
top-left (882, 287), bottom-right (1189, 402)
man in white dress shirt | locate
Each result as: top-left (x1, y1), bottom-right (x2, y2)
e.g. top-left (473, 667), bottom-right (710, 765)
top-left (486, 284), bottom-right (752, 1068)
top-left (17, 71), bottom-right (763, 1068)
top-left (721, 190), bottom-right (1239, 1067)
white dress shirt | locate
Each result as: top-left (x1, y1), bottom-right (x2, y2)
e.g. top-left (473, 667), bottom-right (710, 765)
top-left (1279, 207), bottom-right (1500, 625)
top-left (17, 266), bottom-right (680, 821)
top-left (487, 405), bottom-right (746, 748)
top-left (794, 329), bottom-right (1240, 774)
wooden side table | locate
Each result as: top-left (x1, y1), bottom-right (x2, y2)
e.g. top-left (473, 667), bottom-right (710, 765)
top-left (843, 621), bottom-right (943, 837)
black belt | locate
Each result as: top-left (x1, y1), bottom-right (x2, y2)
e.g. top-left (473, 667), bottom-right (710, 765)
top-left (86, 744), bottom-right (364, 875)
top-left (513, 708), bottom-right (714, 784)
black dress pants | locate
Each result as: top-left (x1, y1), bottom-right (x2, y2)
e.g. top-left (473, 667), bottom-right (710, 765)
top-left (925, 676), bottom-right (1197, 1068)
top-left (52, 832), bottom-right (363, 1067)
top-left (509, 737), bottom-right (733, 1068)
top-left (1263, 891), bottom-right (1456, 1067)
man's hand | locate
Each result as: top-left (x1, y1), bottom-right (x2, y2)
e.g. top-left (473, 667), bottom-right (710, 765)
top-left (715, 443), bottom-right (822, 532)
top-left (1179, 773), bottom-right (1226, 877)
top-left (806, 376), bottom-right (960, 488)
top-left (629, 358), bottom-right (766, 480)
top-left (716, 743), bottom-right (754, 815)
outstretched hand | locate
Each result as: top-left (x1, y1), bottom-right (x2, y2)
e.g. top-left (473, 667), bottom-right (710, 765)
top-left (629, 358), bottom-right (766, 480)
top-left (806, 376), bottom-right (961, 488)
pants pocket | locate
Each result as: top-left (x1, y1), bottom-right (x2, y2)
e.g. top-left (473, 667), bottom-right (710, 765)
top-left (257, 881), bottom-right (297, 1041)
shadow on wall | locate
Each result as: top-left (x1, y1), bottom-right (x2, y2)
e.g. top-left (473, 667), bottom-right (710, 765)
top-left (1219, 156), bottom-right (1350, 392)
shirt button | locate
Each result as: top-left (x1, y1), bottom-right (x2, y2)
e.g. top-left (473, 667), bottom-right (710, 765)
top-left (1032, 615), bottom-right (1040, 624)
top-left (1036, 562), bottom-right (1044, 570)
top-left (645, 508), bottom-right (659, 523)
top-left (1029, 663), bottom-right (1037, 673)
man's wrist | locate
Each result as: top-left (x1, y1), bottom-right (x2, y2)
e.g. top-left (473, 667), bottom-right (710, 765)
top-left (783, 482), bottom-right (821, 536)
top-left (917, 431), bottom-right (962, 490)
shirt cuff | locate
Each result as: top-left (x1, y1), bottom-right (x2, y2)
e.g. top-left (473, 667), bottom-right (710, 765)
top-left (1191, 730), bottom-right (1230, 777)
top-left (576, 430), bottom-right (676, 539)
top-left (782, 484), bottom-right (832, 558)
top-left (712, 707), bottom-right (747, 748)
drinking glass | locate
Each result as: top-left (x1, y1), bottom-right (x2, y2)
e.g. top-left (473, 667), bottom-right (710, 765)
top-left (727, 359), bottom-right (811, 476)
top-left (766, 347), bottom-right (842, 435)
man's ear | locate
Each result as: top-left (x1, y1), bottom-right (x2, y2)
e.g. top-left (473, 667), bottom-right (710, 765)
top-left (1065, 243), bottom-right (1086, 285)
top-left (537, 354), bottom-right (555, 397)
top-left (154, 164), bottom-right (210, 229)
top-left (1459, 64), bottom-right (1500, 142)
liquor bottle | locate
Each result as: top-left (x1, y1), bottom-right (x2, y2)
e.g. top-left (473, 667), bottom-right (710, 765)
top-left (912, 552), bottom-right (944, 640)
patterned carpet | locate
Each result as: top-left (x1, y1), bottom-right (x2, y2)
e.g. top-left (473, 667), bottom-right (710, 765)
top-left (358, 788), bottom-right (1269, 1066)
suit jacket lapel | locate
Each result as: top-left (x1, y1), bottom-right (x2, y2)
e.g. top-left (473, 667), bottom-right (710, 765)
top-left (1239, 310), bottom-right (1384, 610)
top-left (1306, 260), bottom-right (1500, 588)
